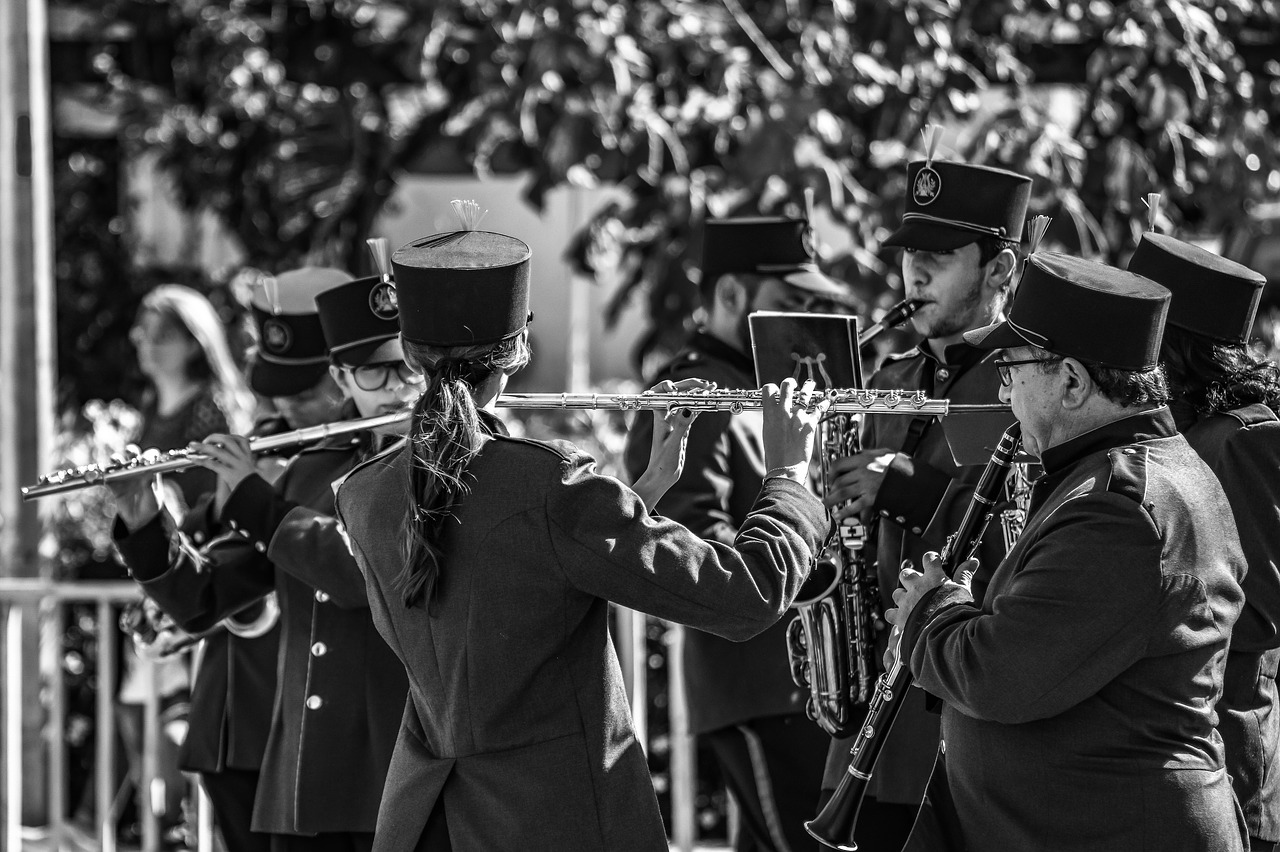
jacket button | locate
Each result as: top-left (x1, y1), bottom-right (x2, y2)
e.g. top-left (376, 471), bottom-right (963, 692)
top-left (311, 642), bottom-right (327, 657)
top-left (254, 541), bottom-right (266, 553)
top-left (228, 520), bottom-right (238, 530)
top-left (936, 369), bottom-right (950, 381)
top-left (880, 510), bottom-right (890, 518)
top-left (895, 516), bottom-right (906, 525)
top-left (314, 590), bottom-right (330, 603)
top-left (940, 738), bottom-right (947, 755)
top-left (192, 532), bottom-right (205, 545)
top-left (911, 526), bottom-right (922, 536)
top-left (305, 695), bottom-right (323, 710)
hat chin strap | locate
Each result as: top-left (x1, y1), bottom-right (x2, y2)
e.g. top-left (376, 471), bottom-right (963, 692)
top-left (901, 212), bottom-right (1008, 239)
top-left (1006, 317), bottom-right (1051, 349)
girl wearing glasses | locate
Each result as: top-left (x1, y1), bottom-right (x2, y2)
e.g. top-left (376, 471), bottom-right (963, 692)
top-left (121, 274), bottom-right (416, 852)
top-left (333, 229), bottom-right (827, 852)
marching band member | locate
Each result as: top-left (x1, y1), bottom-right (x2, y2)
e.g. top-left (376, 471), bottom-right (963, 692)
top-left (622, 217), bottom-right (847, 852)
top-left (333, 228), bottom-right (828, 852)
top-left (112, 270), bottom-right (415, 852)
top-left (888, 253), bottom-right (1247, 850)
top-left (1129, 234), bottom-right (1280, 852)
top-left (820, 151), bottom-right (1033, 845)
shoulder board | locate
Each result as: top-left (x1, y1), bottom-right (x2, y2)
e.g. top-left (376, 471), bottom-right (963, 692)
top-left (1105, 444), bottom-right (1150, 505)
top-left (488, 433), bottom-right (578, 463)
top-left (1223, 402), bottom-right (1279, 428)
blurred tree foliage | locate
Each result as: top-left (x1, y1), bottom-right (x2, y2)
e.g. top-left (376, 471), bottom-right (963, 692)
top-left (90, 0), bottom-right (1280, 373)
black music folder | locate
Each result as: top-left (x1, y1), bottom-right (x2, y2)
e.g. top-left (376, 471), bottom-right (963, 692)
top-left (748, 312), bottom-right (863, 390)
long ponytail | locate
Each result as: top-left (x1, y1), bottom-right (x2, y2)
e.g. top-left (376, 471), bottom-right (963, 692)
top-left (397, 331), bottom-right (531, 608)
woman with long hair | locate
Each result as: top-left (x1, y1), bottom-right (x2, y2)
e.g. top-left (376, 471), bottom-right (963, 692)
top-left (334, 229), bottom-right (828, 852)
top-left (1132, 233), bottom-right (1280, 852)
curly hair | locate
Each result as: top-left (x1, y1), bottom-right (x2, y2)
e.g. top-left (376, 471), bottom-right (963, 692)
top-left (395, 331), bottom-right (532, 609)
top-left (1160, 323), bottom-right (1280, 417)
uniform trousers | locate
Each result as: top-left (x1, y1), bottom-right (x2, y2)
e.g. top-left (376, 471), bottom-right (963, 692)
top-left (270, 831), bottom-right (374, 852)
top-left (200, 768), bottom-right (271, 852)
top-left (704, 714), bottom-right (830, 852)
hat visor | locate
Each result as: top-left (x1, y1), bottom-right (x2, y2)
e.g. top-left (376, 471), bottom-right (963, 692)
top-left (248, 358), bottom-right (330, 398)
top-left (963, 320), bottom-right (1037, 351)
top-left (882, 221), bottom-right (983, 252)
top-left (783, 269), bottom-right (853, 301)
top-left (331, 335), bottom-right (402, 368)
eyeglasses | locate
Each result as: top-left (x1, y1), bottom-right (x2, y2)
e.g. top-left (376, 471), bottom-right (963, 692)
top-left (994, 356), bottom-right (1063, 387)
top-left (347, 361), bottom-right (422, 391)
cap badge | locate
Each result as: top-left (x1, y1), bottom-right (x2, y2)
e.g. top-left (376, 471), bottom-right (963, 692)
top-left (262, 318), bottom-right (292, 353)
top-left (913, 166), bottom-right (941, 206)
top-left (369, 281), bottom-right (399, 320)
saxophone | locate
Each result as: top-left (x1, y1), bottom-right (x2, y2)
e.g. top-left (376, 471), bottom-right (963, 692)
top-left (785, 299), bottom-right (920, 737)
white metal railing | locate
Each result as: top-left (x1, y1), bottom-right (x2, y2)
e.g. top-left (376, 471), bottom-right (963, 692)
top-left (0, 579), bottom-right (213, 852)
top-left (3, 583), bottom-right (703, 851)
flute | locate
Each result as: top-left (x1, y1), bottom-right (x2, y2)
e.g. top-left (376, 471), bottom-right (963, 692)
top-left (22, 389), bottom-right (1010, 500)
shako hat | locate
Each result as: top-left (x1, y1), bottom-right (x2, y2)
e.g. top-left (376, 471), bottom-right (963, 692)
top-left (248, 266), bottom-right (352, 396)
top-left (1127, 232), bottom-right (1267, 343)
top-left (965, 252), bottom-right (1171, 370)
top-left (883, 160), bottom-right (1033, 252)
top-left (700, 217), bottom-right (850, 301)
top-left (391, 230), bottom-right (533, 347)
top-left (315, 273), bottom-right (402, 367)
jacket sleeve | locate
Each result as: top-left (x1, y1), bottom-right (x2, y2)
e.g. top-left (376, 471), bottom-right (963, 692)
top-left (549, 454), bottom-right (826, 640)
top-left (222, 471), bottom-right (370, 609)
top-left (625, 408), bottom-right (741, 545)
top-left (903, 492), bottom-right (1164, 724)
top-left (114, 513), bottom-right (274, 634)
top-left (1216, 422), bottom-right (1280, 651)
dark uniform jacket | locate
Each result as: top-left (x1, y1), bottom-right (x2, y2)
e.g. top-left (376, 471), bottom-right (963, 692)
top-left (334, 420), bottom-right (827, 852)
top-left (623, 330), bottom-right (807, 734)
top-left (823, 341), bottom-right (1008, 803)
top-left (902, 408), bottom-right (1247, 851)
top-left (1181, 401), bottom-right (1280, 842)
top-left (116, 433), bottom-right (408, 835)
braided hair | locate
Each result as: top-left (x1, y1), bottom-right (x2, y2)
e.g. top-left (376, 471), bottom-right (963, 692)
top-left (397, 331), bottom-right (531, 608)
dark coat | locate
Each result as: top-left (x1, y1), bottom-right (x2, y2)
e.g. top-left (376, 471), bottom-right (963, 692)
top-left (623, 330), bottom-right (807, 734)
top-left (334, 425), bottom-right (827, 852)
top-left (118, 435), bottom-right (408, 835)
top-left (902, 408), bottom-right (1247, 851)
top-left (1182, 402), bottom-right (1280, 842)
top-left (823, 341), bottom-right (1009, 803)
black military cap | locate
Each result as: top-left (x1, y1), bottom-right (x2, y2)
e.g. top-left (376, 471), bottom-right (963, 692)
top-left (883, 160), bottom-right (1033, 252)
top-left (701, 217), bottom-right (849, 299)
top-left (1126, 233), bottom-right (1267, 343)
top-left (965, 252), bottom-right (1171, 370)
top-left (314, 274), bottom-right (402, 366)
top-left (247, 267), bottom-right (352, 397)
top-left (391, 230), bottom-right (532, 347)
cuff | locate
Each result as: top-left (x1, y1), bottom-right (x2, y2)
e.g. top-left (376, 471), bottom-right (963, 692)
top-left (220, 474), bottom-right (288, 552)
top-left (113, 513), bottom-right (178, 582)
top-left (900, 582), bottom-right (973, 666)
top-left (874, 453), bottom-right (953, 539)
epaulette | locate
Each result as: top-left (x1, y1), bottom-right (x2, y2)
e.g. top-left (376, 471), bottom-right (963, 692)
top-left (1105, 444), bottom-right (1150, 506)
top-left (1224, 402), bottom-right (1279, 429)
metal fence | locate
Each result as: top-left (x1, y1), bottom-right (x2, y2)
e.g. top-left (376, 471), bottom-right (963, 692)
top-left (0, 581), bottom-right (700, 852)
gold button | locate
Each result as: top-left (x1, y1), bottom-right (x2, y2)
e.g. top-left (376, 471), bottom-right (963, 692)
top-left (940, 738), bottom-right (947, 755)
top-left (311, 642), bottom-right (327, 657)
top-left (936, 369), bottom-right (950, 381)
top-left (315, 590), bottom-right (330, 603)
top-left (305, 695), bottom-right (323, 710)
top-left (911, 526), bottom-right (922, 535)
top-left (895, 515), bottom-right (906, 525)
top-left (193, 532), bottom-right (205, 545)
top-left (254, 542), bottom-right (266, 553)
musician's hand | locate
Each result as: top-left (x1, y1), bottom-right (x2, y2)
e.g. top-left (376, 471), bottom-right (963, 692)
top-left (106, 446), bottom-right (163, 531)
top-left (189, 434), bottom-right (256, 514)
top-left (883, 551), bottom-right (969, 669)
top-left (762, 378), bottom-right (825, 482)
top-left (824, 449), bottom-right (900, 518)
top-left (632, 379), bottom-right (706, 510)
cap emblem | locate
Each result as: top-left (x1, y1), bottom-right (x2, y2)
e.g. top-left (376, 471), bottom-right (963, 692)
top-left (913, 167), bottom-right (941, 206)
top-left (369, 281), bottom-right (399, 320)
top-left (262, 318), bottom-right (292, 353)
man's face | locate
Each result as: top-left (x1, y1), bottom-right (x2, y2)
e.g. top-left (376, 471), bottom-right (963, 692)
top-left (271, 371), bottom-right (345, 429)
top-left (996, 345), bottom-right (1063, 460)
top-left (733, 277), bottom-right (829, 348)
top-left (901, 243), bottom-right (990, 341)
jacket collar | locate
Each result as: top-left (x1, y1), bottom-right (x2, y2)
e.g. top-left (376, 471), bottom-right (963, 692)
top-left (916, 338), bottom-right (988, 370)
top-left (1038, 405), bottom-right (1177, 475)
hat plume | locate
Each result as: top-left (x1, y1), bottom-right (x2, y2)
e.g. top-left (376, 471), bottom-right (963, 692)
top-left (450, 199), bottom-right (488, 232)
top-left (920, 124), bottom-right (943, 166)
top-left (366, 237), bottom-right (392, 283)
top-left (1027, 215), bottom-right (1052, 254)
top-left (1143, 193), bottom-right (1162, 232)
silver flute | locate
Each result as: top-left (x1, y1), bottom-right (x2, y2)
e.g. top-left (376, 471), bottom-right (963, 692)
top-left (22, 389), bottom-right (1008, 500)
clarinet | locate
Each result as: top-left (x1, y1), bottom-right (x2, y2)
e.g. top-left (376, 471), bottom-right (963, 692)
top-left (806, 422), bottom-right (1023, 851)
